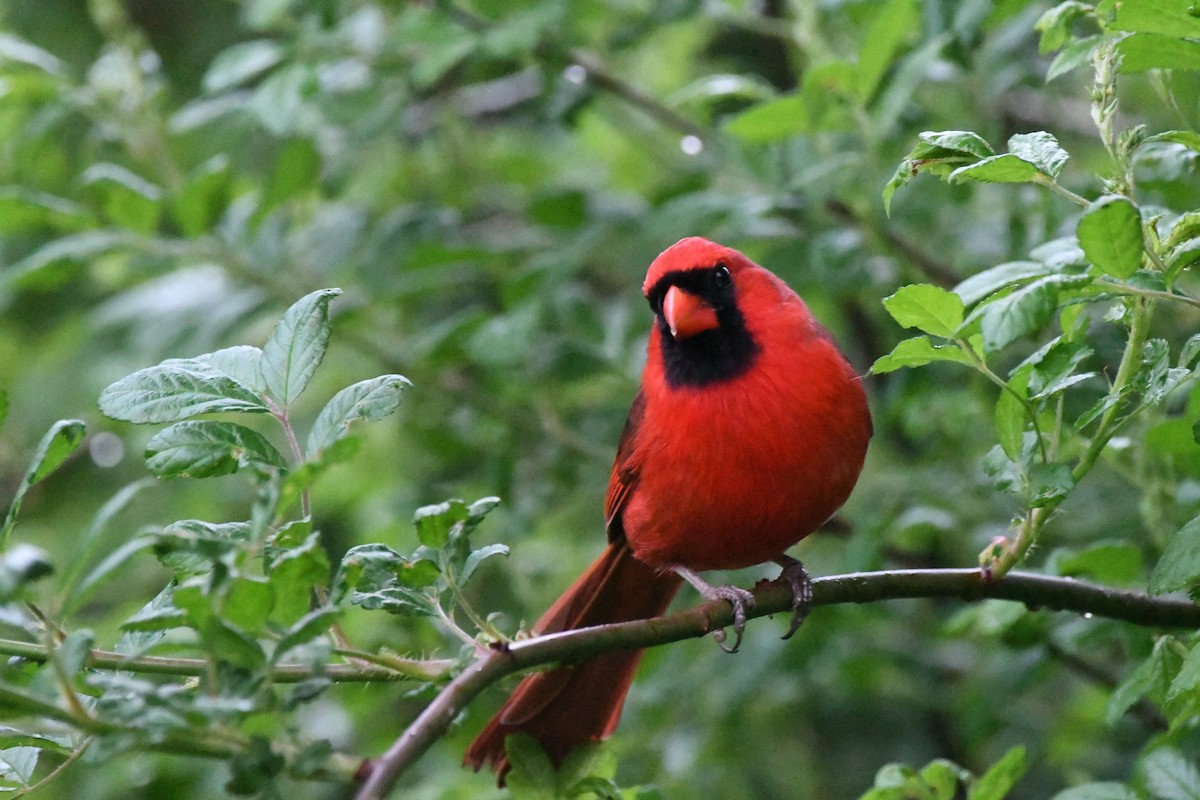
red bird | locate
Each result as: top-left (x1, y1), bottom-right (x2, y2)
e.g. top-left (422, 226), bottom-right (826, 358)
top-left (464, 237), bottom-right (871, 777)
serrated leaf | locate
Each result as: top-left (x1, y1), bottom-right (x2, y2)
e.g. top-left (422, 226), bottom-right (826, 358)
top-left (994, 373), bottom-right (1029, 462)
top-left (968, 745), bottom-right (1026, 800)
top-left (1118, 33), bottom-right (1200, 72)
top-left (1141, 747), bottom-right (1200, 800)
top-left (267, 531), bottom-right (330, 626)
top-left (1028, 462), bottom-right (1076, 507)
top-left (882, 284), bottom-right (965, 337)
top-left (977, 280), bottom-right (1057, 352)
top-left (305, 374), bottom-right (411, 458)
top-left (273, 607), bottom-right (341, 663)
top-left (196, 346), bottom-right (265, 392)
top-left (1078, 196), bottom-right (1143, 279)
top-left (413, 499), bottom-right (470, 548)
top-left (950, 154), bottom-right (1041, 184)
top-left (1, 419), bottom-right (86, 545)
top-left (145, 421), bottom-right (287, 479)
top-left (1007, 131), bottom-right (1069, 178)
top-left (200, 617), bottom-right (267, 671)
top-left (955, 261), bottom-right (1050, 307)
top-left (221, 576), bottom-right (274, 633)
top-left (1149, 515), bottom-right (1200, 594)
top-left (1111, 0), bottom-right (1200, 38)
top-left (99, 360), bottom-right (270, 423)
top-left (261, 288), bottom-right (342, 406)
top-left (870, 336), bottom-right (974, 373)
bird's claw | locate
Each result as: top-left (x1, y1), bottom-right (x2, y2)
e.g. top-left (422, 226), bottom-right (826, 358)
top-left (775, 556), bottom-right (812, 639)
top-left (672, 566), bottom-right (757, 653)
top-left (703, 584), bottom-right (756, 653)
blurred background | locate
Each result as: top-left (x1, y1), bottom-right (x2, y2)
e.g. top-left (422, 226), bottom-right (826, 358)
top-left (1, 0), bottom-right (1196, 797)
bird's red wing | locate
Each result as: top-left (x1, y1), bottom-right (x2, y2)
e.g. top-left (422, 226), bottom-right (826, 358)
top-left (604, 388), bottom-right (645, 541)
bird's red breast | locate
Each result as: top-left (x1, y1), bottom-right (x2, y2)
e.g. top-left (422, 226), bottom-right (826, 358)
top-left (607, 237), bottom-right (871, 571)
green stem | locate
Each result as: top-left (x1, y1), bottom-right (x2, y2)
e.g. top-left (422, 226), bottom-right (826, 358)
top-left (1032, 174), bottom-right (1091, 208)
top-left (0, 636), bottom-right (440, 682)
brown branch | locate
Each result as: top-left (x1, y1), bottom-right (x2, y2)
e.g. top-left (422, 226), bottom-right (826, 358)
top-left (354, 568), bottom-right (1200, 799)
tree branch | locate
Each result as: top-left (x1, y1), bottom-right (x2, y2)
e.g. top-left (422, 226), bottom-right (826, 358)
top-left (355, 568), bottom-right (1200, 799)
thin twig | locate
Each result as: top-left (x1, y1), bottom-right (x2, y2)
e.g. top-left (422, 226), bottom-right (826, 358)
top-left (354, 568), bottom-right (1200, 799)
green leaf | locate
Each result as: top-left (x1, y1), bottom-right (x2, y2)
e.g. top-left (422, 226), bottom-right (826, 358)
top-left (724, 94), bottom-right (807, 143)
top-left (221, 576), bottom-right (274, 633)
top-left (196, 346), bottom-right (266, 393)
top-left (856, 0), bottom-right (917, 101)
top-left (263, 137), bottom-right (322, 214)
top-left (954, 261), bottom-right (1050, 307)
top-left (882, 284), bottom-right (965, 337)
top-left (1006, 132), bottom-right (1069, 179)
top-left (273, 607), bottom-right (341, 663)
top-left (1056, 542), bottom-right (1143, 584)
top-left (261, 288), bottom-right (342, 406)
top-left (1140, 747), bottom-right (1200, 800)
top-left (459, 543), bottom-right (509, 585)
top-left (202, 39), bottom-right (285, 93)
top-left (267, 530), bottom-right (330, 626)
top-left (144, 421), bottom-right (288, 479)
top-left (413, 499), bottom-right (470, 548)
top-left (1107, 638), bottom-right (1182, 724)
top-left (1111, 0), bottom-right (1200, 38)
top-left (1078, 196), bottom-right (1143, 279)
top-left (503, 734), bottom-right (557, 800)
top-left (870, 336), bottom-right (973, 373)
top-left (977, 280), bottom-right (1057, 353)
top-left (0, 545), bottom-right (54, 603)
top-left (202, 617), bottom-right (267, 672)
top-left (1, 419), bottom-right (86, 545)
top-left (1049, 783), bottom-right (1138, 800)
top-left (1028, 462), bottom-right (1076, 507)
top-left (994, 373), bottom-right (1029, 462)
top-left (305, 374), bottom-right (411, 458)
top-left (1149, 515), bottom-right (1200, 594)
top-left (1035, 2), bottom-right (1095, 53)
top-left (968, 745), bottom-right (1026, 800)
top-left (1167, 642), bottom-right (1200, 702)
top-left (1047, 34), bottom-right (1102, 81)
top-left (154, 520), bottom-right (252, 574)
top-left (99, 360), bottom-right (270, 423)
top-left (1118, 33), bottom-right (1200, 72)
top-left (950, 154), bottom-right (1041, 184)
top-left (883, 130), bottom-right (995, 212)
top-left (173, 155), bottom-right (233, 237)
top-left (79, 162), bottom-right (161, 234)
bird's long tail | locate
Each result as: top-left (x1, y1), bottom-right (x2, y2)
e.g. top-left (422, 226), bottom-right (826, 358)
top-left (464, 541), bottom-right (682, 779)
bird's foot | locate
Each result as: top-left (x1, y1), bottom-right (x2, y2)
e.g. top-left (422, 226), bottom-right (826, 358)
top-left (673, 566), bottom-right (756, 653)
top-left (774, 555), bottom-right (812, 639)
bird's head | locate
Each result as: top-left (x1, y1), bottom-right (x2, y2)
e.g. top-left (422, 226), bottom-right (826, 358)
top-left (642, 237), bottom-right (761, 387)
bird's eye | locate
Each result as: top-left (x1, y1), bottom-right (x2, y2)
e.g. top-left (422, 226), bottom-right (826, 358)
top-left (712, 263), bottom-right (732, 289)
top-left (647, 292), bottom-right (662, 314)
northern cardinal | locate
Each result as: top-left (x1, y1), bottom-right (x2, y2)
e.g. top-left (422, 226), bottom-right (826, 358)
top-left (464, 237), bottom-right (871, 778)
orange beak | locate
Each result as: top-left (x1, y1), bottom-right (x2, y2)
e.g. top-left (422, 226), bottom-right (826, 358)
top-left (663, 285), bottom-right (719, 340)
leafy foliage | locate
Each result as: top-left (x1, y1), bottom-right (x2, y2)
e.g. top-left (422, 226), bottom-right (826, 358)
top-left (2, 0), bottom-right (1200, 798)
